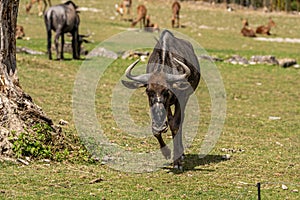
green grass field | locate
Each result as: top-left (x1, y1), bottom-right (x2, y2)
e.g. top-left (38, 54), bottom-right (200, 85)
top-left (1, 0), bottom-right (299, 199)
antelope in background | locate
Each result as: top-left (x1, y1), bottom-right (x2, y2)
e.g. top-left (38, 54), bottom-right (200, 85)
top-left (26, 0), bottom-right (52, 16)
top-left (171, 1), bottom-right (181, 28)
top-left (16, 25), bottom-right (25, 39)
top-left (115, 0), bottom-right (132, 20)
top-left (241, 18), bottom-right (256, 37)
top-left (131, 5), bottom-right (147, 29)
top-left (256, 17), bottom-right (276, 35)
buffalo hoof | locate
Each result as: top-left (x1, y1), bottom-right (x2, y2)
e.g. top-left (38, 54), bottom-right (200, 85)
top-left (161, 146), bottom-right (171, 160)
top-left (173, 158), bottom-right (183, 171)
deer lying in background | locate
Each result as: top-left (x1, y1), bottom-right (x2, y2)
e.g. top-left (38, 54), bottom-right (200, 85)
top-left (26, 0), bottom-right (52, 16)
top-left (241, 18), bottom-right (256, 37)
top-left (145, 15), bottom-right (160, 32)
top-left (171, 1), bottom-right (181, 28)
top-left (115, 0), bottom-right (132, 19)
top-left (131, 5), bottom-right (147, 29)
top-left (16, 25), bottom-right (25, 39)
top-left (256, 17), bottom-right (276, 35)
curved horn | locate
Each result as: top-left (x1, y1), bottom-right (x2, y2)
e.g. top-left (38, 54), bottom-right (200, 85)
top-left (166, 57), bottom-right (191, 82)
top-left (125, 59), bottom-right (151, 83)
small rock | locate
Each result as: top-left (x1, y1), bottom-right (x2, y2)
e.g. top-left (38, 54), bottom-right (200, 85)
top-left (222, 154), bottom-right (231, 160)
top-left (291, 189), bottom-right (298, 193)
top-left (269, 116), bottom-right (281, 120)
top-left (293, 64), bottom-right (300, 69)
top-left (17, 158), bottom-right (29, 165)
top-left (225, 55), bottom-right (249, 65)
top-left (275, 141), bottom-right (283, 147)
top-left (282, 184), bottom-right (288, 190)
top-left (16, 47), bottom-right (44, 55)
top-left (249, 55), bottom-right (279, 65)
top-left (89, 178), bottom-right (104, 184)
top-left (59, 119), bottom-right (69, 126)
top-left (88, 47), bottom-right (118, 59)
top-left (278, 58), bottom-right (297, 68)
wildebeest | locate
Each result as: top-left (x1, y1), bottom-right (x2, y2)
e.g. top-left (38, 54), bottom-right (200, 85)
top-left (122, 30), bottom-right (200, 169)
top-left (241, 18), bottom-right (256, 37)
top-left (26, 0), bottom-right (52, 16)
top-left (171, 1), bottom-right (181, 28)
top-left (44, 1), bottom-right (81, 60)
top-left (256, 17), bottom-right (276, 35)
top-left (131, 5), bottom-right (147, 29)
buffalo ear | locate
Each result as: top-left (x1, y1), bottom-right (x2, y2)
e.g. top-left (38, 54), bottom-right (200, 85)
top-left (121, 80), bottom-right (146, 89)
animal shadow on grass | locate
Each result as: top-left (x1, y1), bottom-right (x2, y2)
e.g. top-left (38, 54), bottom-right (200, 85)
top-left (164, 154), bottom-right (225, 174)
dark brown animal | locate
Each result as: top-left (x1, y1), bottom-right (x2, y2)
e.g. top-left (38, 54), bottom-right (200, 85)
top-left (131, 5), bottom-right (147, 29)
top-left (145, 15), bottom-right (160, 32)
top-left (44, 1), bottom-right (81, 60)
top-left (16, 25), bottom-right (25, 39)
top-left (256, 18), bottom-right (276, 35)
top-left (122, 30), bottom-right (201, 169)
top-left (241, 19), bottom-right (256, 37)
top-left (26, 0), bottom-right (52, 16)
top-left (172, 1), bottom-right (181, 28)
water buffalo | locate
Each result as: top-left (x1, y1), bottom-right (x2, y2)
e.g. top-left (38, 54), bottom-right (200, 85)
top-left (122, 30), bottom-right (200, 169)
top-left (44, 1), bottom-right (80, 60)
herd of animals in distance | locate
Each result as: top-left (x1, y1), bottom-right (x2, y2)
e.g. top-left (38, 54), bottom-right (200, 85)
top-left (16, 0), bottom-right (276, 60)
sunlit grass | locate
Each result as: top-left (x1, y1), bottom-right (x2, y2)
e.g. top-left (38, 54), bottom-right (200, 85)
top-left (2, 0), bottom-right (299, 199)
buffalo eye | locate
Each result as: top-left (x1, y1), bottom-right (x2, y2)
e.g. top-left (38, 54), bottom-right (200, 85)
top-left (146, 89), bottom-right (155, 96)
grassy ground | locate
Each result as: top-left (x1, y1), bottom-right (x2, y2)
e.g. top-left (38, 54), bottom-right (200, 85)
top-left (1, 0), bottom-right (299, 199)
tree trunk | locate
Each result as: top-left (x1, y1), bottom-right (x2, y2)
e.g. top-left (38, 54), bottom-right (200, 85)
top-left (0, 0), bottom-right (53, 158)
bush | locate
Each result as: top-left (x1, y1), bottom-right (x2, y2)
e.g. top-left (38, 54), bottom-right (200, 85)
top-left (9, 123), bottom-right (92, 162)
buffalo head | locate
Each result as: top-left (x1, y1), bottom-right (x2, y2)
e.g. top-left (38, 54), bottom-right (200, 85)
top-left (122, 58), bottom-right (191, 135)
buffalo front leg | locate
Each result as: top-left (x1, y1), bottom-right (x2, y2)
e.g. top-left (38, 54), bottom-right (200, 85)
top-left (168, 101), bottom-right (186, 169)
top-left (71, 31), bottom-right (80, 59)
top-left (60, 33), bottom-right (65, 60)
top-left (46, 29), bottom-right (52, 60)
top-left (54, 31), bottom-right (62, 60)
top-left (154, 133), bottom-right (171, 160)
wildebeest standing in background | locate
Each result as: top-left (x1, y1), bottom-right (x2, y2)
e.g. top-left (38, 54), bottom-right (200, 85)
top-left (171, 1), bottom-right (181, 28)
top-left (131, 5), bottom-right (147, 29)
top-left (44, 1), bottom-right (80, 60)
top-left (26, 0), bottom-right (52, 16)
top-left (122, 30), bottom-right (201, 169)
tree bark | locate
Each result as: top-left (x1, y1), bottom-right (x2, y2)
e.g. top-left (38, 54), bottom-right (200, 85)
top-left (0, 0), bottom-right (53, 158)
